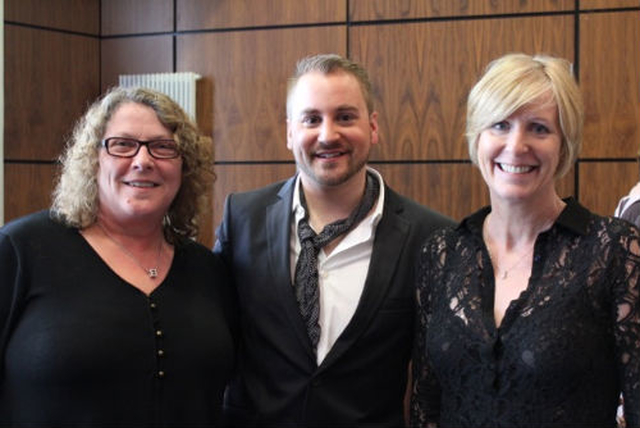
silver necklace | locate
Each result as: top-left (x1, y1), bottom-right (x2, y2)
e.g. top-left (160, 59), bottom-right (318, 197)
top-left (97, 222), bottom-right (163, 279)
top-left (484, 202), bottom-right (562, 280)
top-left (487, 245), bottom-right (534, 280)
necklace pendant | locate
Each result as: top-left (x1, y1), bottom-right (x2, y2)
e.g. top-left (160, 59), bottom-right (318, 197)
top-left (148, 268), bottom-right (158, 279)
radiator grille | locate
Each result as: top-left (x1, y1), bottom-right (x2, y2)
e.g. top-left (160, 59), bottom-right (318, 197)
top-left (118, 72), bottom-right (200, 122)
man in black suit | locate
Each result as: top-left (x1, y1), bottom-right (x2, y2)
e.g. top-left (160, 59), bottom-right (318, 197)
top-left (214, 53), bottom-right (454, 427)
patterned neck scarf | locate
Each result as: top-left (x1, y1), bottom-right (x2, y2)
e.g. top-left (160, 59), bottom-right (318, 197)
top-left (293, 172), bottom-right (380, 350)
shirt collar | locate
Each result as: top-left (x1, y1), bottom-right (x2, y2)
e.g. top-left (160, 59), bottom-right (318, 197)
top-left (292, 167), bottom-right (385, 228)
top-left (459, 197), bottom-right (590, 237)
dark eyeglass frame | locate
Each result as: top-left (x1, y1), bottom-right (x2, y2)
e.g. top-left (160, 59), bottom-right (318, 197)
top-left (101, 137), bottom-right (181, 159)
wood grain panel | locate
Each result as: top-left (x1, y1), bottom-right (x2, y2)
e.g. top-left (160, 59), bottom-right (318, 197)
top-left (580, 12), bottom-right (640, 158)
top-left (558, 167), bottom-right (577, 200)
top-left (212, 163), bottom-right (298, 245)
top-left (5, 26), bottom-right (100, 161)
top-left (579, 162), bottom-right (639, 216)
top-left (195, 189), bottom-right (214, 248)
top-left (349, 0), bottom-right (573, 21)
top-left (177, 0), bottom-right (345, 31)
top-left (177, 27), bottom-right (346, 162)
top-left (580, 0), bottom-right (640, 9)
top-left (101, 36), bottom-right (173, 91)
top-left (4, 163), bottom-right (59, 222)
top-left (350, 15), bottom-right (573, 161)
top-left (375, 163), bottom-right (489, 221)
top-left (102, 0), bottom-right (174, 35)
top-left (5, 0), bottom-right (99, 34)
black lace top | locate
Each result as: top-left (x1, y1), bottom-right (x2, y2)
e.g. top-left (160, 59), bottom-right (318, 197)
top-left (411, 198), bottom-right (640, 428)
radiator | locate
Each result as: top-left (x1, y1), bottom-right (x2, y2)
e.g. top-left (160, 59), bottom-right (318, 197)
top-left (118, 72), bottom-right (201, 122)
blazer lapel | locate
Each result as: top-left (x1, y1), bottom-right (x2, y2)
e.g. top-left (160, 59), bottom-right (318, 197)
top-left (266, 176), bottom-right (316, 359)
top-left (318, 189), bottom-right (410, 370)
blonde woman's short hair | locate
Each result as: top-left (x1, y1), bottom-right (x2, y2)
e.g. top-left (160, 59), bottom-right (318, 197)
top-left (51, 87), bottom-right (214, 244)
top-left (466, 53), bottom-right (584, 178)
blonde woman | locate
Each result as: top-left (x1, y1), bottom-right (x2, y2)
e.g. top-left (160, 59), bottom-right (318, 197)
top-left (411, 53), bottom-right (639, 427)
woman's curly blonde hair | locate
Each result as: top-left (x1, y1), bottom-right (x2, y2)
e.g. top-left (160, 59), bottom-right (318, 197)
top-left (51, 86), bottom-right (214, 244)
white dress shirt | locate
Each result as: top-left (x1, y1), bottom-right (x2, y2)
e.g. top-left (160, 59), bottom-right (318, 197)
top-left (290, 168), bottom-right (385, 365)
top-left (615, 190), bottom-right (640, 218)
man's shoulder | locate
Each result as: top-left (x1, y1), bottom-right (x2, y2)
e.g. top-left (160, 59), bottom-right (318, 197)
top-left (620, 199), bottom-right (640, 228)
top-left (227, 177), bottom-right (295, 208)
top-left (384, 186), bottom-right (455, 229)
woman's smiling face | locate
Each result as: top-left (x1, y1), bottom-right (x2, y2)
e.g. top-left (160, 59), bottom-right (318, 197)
top-left (97, 102), bottom-right (183, 226)
top-left (476, 94), bottom-right (562, 204)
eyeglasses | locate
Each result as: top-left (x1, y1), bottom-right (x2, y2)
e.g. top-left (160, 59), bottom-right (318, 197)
top-left (101, 137), bottom-right (180, 159)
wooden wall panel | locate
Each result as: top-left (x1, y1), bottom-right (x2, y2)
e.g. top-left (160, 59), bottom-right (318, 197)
top-left (102, 0), bottom-right (174, 35)
top-left (5, 0), bottom-right (99, 34)
top-left (349, 0), bottom-right (573, 21)
top-left (196, 191), bottom-right (214, 249)
top-left (580, 11), bottom-right (640, 158)
top-left (177, 0), bottom-right (346, 31)
top-left (177, 27), bottom-right (347, 162)
top-left (579, 162), bottom-right (639, 216)
top-left (351, 15), bottom-right (574, 161)
top-left (4, 26), bottom-right (100, 161)
top-left (212, 164), bottom-right (297, 243)
top-left (375, 163), bottom-right (489, 220)
top-left (101, 36), bottom-right (174, 90)
top-left (4, 164), bottom-right (59, 221)
top-left (557, 168), bottom-right (577, 200)
top-left (581, 0), bottom-right (640, 9)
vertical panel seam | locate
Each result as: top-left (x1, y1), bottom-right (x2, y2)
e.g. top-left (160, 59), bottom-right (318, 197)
top-left (575, 0), bottom-right (581, 201)
top-left (173, 0), bottom-right (177, 72)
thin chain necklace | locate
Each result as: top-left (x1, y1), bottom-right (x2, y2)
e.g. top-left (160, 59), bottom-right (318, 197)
top-left (486, 244), bottom-right (534, 280)
top-left (97, 222), bottom-right (163, 279)
top-left (484, 199), bottom-right (564, 280)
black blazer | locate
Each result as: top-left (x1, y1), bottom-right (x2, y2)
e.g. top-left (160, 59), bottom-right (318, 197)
top-left (214, 175), bottom-right (454, 427)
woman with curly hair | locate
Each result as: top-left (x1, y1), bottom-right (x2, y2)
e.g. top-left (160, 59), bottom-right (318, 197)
top-left (0, 87), bottom-right (236, 426)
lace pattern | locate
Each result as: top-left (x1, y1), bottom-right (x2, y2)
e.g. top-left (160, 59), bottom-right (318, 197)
top-left (411, 199), bottom-right (640, 428)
